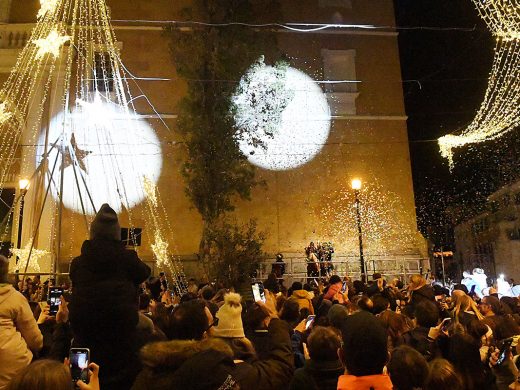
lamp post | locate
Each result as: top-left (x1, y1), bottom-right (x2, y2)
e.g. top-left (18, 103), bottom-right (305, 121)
top-left (351, 179), bottom-right (365, 277)
top-left (17, 179), bottom-right (30, 249)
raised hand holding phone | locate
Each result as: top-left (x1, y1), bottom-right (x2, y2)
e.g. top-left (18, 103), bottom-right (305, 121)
top-left (77, 363), bottom-right (100, 390)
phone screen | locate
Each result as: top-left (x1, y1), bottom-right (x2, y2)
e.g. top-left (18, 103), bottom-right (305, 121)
top-left (69, 348), bottom-right (90, 383)
top-left (341, 282), bottom-right (347, 292)
top-left (251, 282), bottom-right (266, 303)
top-left (497, 339), bottom-right (513, 365)
top-left (48, 287), bottom-right (64, 315)
top-left (305, 315), bottom-right (316, 330)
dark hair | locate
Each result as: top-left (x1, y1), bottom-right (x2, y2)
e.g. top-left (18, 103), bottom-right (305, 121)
top-left (424, 359), bottom-right (464, 390)
top-left (180, 292), bottom-right (199, 303)
top-left (280, 299), bottom-right (300, 325)
top-left (387, 345), bottom-right (429, 390)
top-left (307, 326), bottom-right (342, 362)
top-left (482, 296), bottom-right (501, 315)
top-left (453, 284), bottom-right (469, 294)
top-left (378, 311), bottom-right (410, 349)
top-left (200, 286), bottom-right (215, 301)
top-left (356, 295), bottom-right (373, 312)
top-left (243, 302), bottom-right (269, 330)
top-left (353, 280), bottom-right (366, 295)
top-left (329, 275), bottom-right (341, 285)
top-left (139, 293), bottom-right (151, 311)
top-left (414, 300), bottom-right (439, 328)
top-left (340, 311), bottom-right (388, 376)
top-left (291, 282), bottom-right (303, 291)
top-left (169, 300), bottom-right (209, 340)
top-left (372, 294), bottom-right (390, 315)
top-left (449, 333), bottom-right (492, 389)
top-left (7, 360), bottom-right (71, 390)
top-left (500, 296), bottom-right (519, 315)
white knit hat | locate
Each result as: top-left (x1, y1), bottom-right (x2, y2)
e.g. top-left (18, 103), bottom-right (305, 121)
top-left (213, 293), bottom-right (245, 338)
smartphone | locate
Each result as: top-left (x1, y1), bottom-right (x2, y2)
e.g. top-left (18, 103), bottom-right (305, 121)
top-left (251, 282), bottom-right (266, 303)
top-left (341, 281), bottom-right (347, 293)
top-left (69, 348), bottom-right (90, 384)
top-left (441, 318), bottom-right (452, 332)
top-left (48, 287), bottom-right (64, 315)
top-left (496, 338), bottom-right (513, 365)
top-left (305, 315), bottom-right (316, 330)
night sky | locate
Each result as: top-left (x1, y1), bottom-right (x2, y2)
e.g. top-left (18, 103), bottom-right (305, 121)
top-left (393, 0), bottom-right (511, 246)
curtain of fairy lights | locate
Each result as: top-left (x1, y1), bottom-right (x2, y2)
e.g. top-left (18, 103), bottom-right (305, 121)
top-left (438, 0), bottom-right (520, 168)
top-left (0, 0), bottom-right (187, 289)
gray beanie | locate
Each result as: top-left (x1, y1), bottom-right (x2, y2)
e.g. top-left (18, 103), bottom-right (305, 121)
top-left (90, 204), bottom-right (121, 241)
top-left (0, 255), bottom-right (9, 283)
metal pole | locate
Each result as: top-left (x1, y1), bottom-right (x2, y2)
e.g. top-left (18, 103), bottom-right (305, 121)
top-left (355, 189), bottom-right (365, 277)
top-left (16, 190), bottom-right (26, 249)
top-left (440, 246), bottom-right (446, 287)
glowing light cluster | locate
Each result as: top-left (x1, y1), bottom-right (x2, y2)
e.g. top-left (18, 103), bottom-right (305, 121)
top-left (0, 0), bottom-right (186, 280)
top-left (439, 0), bottom-right (520, 167)
top-left (37, 0), bottom-right (60, 19)
top-left (33, 29), bottom-right (70, 59)
top-left (233, 60), bottom-right (331, 171)
top-left (11, 238), bottom-right (50, 272)
top-left (0, 102), bottom-right (12, 124)
top-left (319, 181), bottom-right (423, 255)
top-left (143, 176), bottom-right (187, 296)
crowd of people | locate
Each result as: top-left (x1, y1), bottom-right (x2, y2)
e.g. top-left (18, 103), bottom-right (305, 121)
top-left (1, 204), bottom-right (520, 389)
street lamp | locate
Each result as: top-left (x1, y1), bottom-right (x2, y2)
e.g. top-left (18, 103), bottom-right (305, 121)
top-left (17, 178), bottom-right (30, 249)
top-left (351, 179), bottom-right (365, 277)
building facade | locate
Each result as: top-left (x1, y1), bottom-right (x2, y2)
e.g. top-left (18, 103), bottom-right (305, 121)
top-left (1, 0), bottom-right (427, 278)
top-left (454, 180), bottom-right (520, 282)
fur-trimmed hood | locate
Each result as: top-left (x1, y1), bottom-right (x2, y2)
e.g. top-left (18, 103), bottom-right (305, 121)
top-left (140, 338), bottom-right (234, 371)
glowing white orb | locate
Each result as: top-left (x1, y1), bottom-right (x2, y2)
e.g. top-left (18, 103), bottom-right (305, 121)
top-left (36, 97), bottom-right (162, 215)
top-left (234, 64), bottom-right (331, 171)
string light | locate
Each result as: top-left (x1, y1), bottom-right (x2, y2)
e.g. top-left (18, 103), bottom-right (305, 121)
top-left (33, 29), bottom-right (70, 59)
top-left (439, 0), bottom-right (520, 168)
top-left (0, 0), bottom-right (186, 283)
top-left (11, 238), bottom-right (50, 273)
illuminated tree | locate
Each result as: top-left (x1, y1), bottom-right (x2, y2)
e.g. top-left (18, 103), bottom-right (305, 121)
top-left (167, 0), bottom-right (281, 282)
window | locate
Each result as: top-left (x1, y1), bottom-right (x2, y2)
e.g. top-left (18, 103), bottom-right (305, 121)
top-left (321, 49), bottom-right (358, 115)
top-left (121, 227), bottom-right (142, 247)
top-left (319, 0), bottom-right (352, 9)
top-left (92, 52), bottom-right (114, 92)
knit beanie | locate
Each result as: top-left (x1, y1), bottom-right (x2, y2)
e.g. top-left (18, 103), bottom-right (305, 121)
top-left (89, 204), bottom-right (121, 241)
top-left (213, 293), bottom-right (245, 338)
top-left (0, 255), bottom-right (9, 283)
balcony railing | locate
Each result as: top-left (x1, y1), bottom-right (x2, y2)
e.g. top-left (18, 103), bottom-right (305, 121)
top-left (0, 24), bottom-right (34, 49)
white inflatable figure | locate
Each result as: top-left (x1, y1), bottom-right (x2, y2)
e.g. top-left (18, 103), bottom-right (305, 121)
top-left (496, 274), bottom-right (513, 298)
top-left (461, 271), bottom-right (477, 294)
top-left (472, 268), bottom-right (488, 298)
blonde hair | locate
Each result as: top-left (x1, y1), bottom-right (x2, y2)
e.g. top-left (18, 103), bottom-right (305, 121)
top-left (454, 294), bottom-right (484, 321)
top-left (7, 360), bottom-right (71, 390)
top-left (409, 274), bottom-right (426, 290)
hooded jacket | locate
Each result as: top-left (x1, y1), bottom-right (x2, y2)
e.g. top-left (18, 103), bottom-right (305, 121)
top-left (69, 239), bottom-right (151, 390)
top-left (69, 239), bottom-right (151, 339)
top-left (132, 318), bottom-right (294, 390)
top-left (289, 290), bottom-right (315, 315)
top-left (0, 284), bottom-right (43, 389)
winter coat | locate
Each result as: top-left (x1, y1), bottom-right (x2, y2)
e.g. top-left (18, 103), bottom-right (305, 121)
top-left (409, 285), bottom-right (435, 309)
top-left (0, 284), bottom-right (43, 389)
top-left (337, 373), bottom-right (393, 390)
top-left (289, 359), bottom-right (344, 390)
top-left (289, 290), bottom-right (315, 315)
top-left (132, 318), bottom-right (294, 390)
top-left (69, 239), bottom-right (151, 339)
top-left (69, 239), bottom-right (151, 390)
